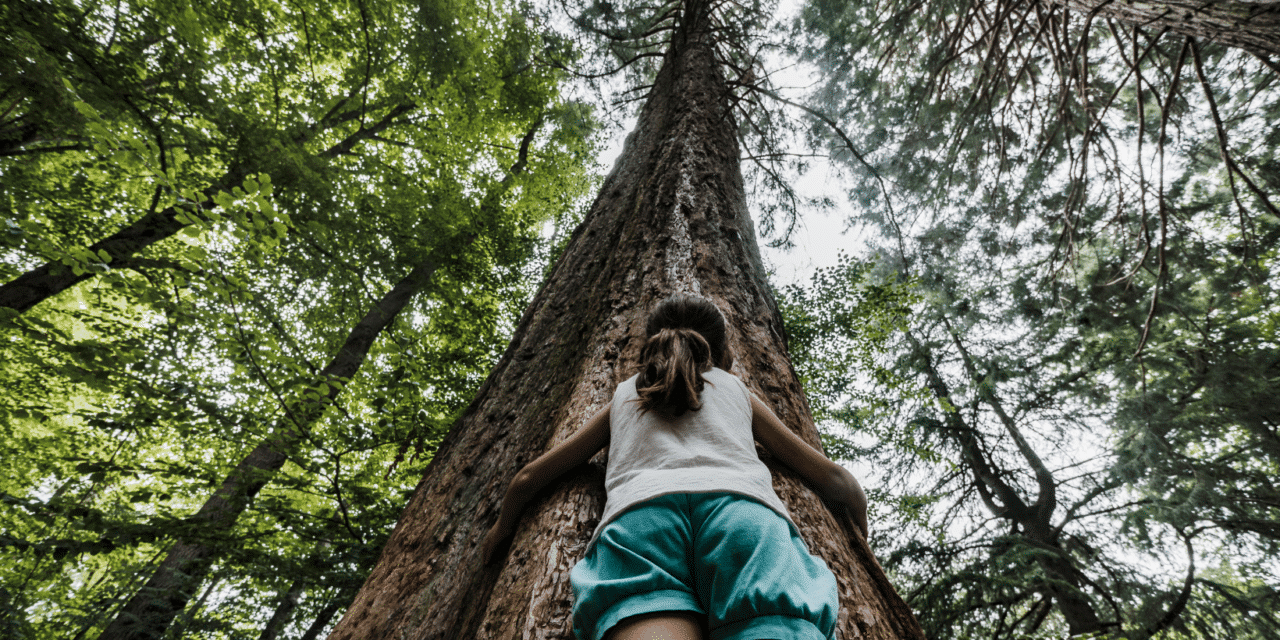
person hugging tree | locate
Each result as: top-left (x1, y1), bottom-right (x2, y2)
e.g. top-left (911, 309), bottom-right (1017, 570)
top-left (482, 294), bottom-right (869, 640)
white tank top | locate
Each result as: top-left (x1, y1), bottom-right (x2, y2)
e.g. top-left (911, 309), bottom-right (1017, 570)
top-left (588, 367), bottom-right (797, 550)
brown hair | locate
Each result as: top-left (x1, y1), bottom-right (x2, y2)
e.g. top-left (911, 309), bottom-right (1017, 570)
top-left (634, 295), bottom-right (731, 418)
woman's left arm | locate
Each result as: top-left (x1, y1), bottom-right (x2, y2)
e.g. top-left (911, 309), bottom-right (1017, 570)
top-left (482, 405), bottom-right (611, 564)
top-left (751, 395), bottom-right (869, 539)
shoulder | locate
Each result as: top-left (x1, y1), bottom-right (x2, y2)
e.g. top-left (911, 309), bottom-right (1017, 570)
top-left (612, 374), bottom-right (640, 402)
top-left (705, 367), bottom-right (744, 387)
top-left (705, 367), bottom-right (752, 402)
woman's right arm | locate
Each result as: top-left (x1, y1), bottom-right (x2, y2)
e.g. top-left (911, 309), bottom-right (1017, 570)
top-left (750, 395), bottom-right (869, 538)
top-left (482, 405), bottom-right (611, 564)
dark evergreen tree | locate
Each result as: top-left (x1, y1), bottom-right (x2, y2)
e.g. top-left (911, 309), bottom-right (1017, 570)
top-left (782, 0), bottom-right (1280, 635)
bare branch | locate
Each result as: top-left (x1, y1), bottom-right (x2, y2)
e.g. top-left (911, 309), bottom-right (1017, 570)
top-left (1191, 38), bottom-right (1280, 226)
top-left (941, 317), bottom-right (1057, 521)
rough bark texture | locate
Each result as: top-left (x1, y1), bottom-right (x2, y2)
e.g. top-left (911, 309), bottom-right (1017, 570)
top-left (96, 254), bottom-right (443, 640)
top-left (1049, 0), bottom-right (1280, 59)
top-left (326, 3), bottom-right (925, 639)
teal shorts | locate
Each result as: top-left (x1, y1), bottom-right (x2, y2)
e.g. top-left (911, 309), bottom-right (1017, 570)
top-left (569, 492), bottom-right (838, 640)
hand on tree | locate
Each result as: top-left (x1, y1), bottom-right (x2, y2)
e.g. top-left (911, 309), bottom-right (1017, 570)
top-left (481, 521), bottom-right (515, 565)
top-left (841, 477), bottom-right (869, 541)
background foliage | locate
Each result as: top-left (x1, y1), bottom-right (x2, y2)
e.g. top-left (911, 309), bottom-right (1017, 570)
top-left (787, 0), bottom-right (1280, 636)
top-left (1, 0), bottom-right (597, 637)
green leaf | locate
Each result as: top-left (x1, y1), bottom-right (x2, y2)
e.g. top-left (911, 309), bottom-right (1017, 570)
top-left (214, 190), bottom-right (236, 208)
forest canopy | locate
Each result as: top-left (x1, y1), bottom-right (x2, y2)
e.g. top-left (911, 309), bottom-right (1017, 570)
top-left (2, 0), bottom-right (1277, 637)
top-left (1, 0), bottom-right (597, 636)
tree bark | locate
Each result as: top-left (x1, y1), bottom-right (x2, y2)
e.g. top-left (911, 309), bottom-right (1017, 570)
top-left (1048, 0), bottom-right (1280, 59)
top-left (94, 252), bottom-right (445, 640)
top-left (325, 2), bottom-right (925, 638)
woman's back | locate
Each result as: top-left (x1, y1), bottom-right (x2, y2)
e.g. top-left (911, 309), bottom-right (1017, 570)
top-left (595, 367), bottom-right (795, 548)
top-left (481, 294), bottom-right (863, 640)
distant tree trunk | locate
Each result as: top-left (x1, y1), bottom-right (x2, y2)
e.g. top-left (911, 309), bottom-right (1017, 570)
top-left (0, 164), bottom-right (245, 316)
top-left (298, 588), bottom-right (356, 640)
top-left (93, 115), bottom-right (540, 640)
top-left (1049, 0), bottom-right (1280, 59)
top-left (910, 332), bottom-right (1107, 635)
top-left (325, 2), bottom-right (925, 638)
top-left (94, 253), bottom-right (447, 640)
top-left (258, 578), bottom-right (306, 640)
top-left (164, 572), bottom-right (222, 640)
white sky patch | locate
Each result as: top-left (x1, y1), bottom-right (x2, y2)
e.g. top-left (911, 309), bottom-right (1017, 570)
top-left (588, 90), bottom-right (856, 291)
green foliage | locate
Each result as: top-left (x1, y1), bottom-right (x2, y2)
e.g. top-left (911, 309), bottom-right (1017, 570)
top-left (780, 254), bottom-right (921, 422)
top-left (776, 253), bottom-right (935, 523)
top-left (0, 0), bottom-right (599, 636)
top-left (787, 0), bottom-right (1280, 636)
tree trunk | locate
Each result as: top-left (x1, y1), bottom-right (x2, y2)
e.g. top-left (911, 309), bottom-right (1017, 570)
top-left (258, 578), bottom-right (306, 640)
top-left (93, 113), bottom-right (541, 640)
top-left (298, 588), bottom-right (356, 640)
top-left (911, 333), bottom-right (1106, 635)
top-left (0, 166), bottom-right (247, 315)
top-left (94, 252), bottom-right (445, 640)
top-left (1048, 0), bottom-right (1280, 59)
top-left (164, 572), bottom-right (222, 640)
top-left (325, 2), bottom-right (925, 638)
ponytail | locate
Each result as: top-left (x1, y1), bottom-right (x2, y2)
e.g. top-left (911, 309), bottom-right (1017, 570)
top-left (634, 327), bottom-right (714, 418)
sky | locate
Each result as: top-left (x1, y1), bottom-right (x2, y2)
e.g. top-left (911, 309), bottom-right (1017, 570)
top-left (589, 77), bottom-right (861, 291)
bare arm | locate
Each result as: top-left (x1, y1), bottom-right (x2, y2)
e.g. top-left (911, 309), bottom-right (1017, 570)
top-left (751, 395), bottom-right (869, 538)
top-left (482, 405), bottom-right (611, 563)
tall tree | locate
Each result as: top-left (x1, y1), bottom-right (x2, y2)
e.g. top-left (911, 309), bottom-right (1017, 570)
top-left (326, 0), bottom-right (924, 637)
top-left (94, 119), bottom-right (546, 640)
top-left (0, 0), bottom-right (553, 315)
